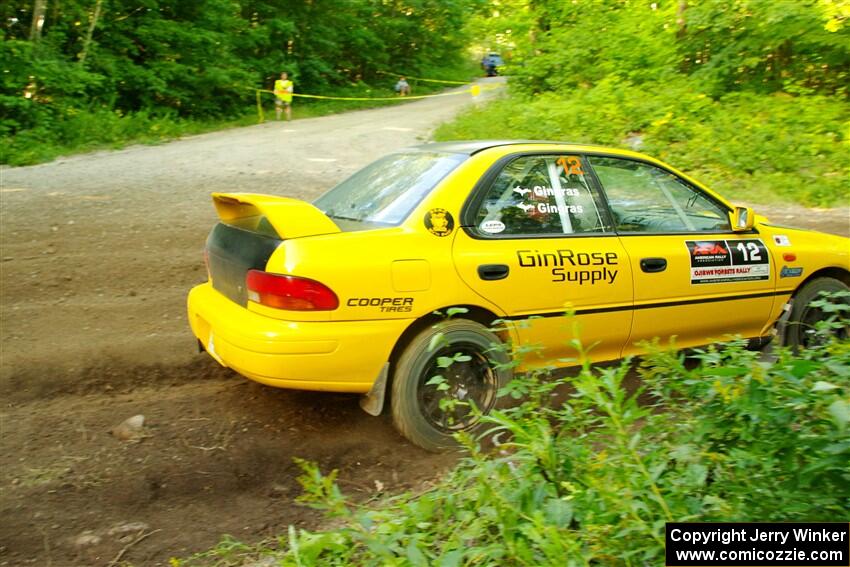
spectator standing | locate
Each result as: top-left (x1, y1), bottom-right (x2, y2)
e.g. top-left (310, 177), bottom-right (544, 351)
top-left (274, 72), bottom-right (294, 121)
top-left (395, 76), bottom-right (411, 96)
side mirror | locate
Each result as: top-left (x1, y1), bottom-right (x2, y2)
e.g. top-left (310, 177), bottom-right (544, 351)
top-left (731, 206), bottom-right (755, 232)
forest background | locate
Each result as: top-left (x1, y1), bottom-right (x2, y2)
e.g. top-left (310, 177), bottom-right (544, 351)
top-left (2, 0), bottom-right (848, 206)
top-left (1, 0), bottom-right (475, 165)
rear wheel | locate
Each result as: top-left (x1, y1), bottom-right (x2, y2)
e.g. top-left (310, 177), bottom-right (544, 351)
top-left (391, 319), bottom-right (511, 451)
top-left (782, 277), bottom-right (850, 349)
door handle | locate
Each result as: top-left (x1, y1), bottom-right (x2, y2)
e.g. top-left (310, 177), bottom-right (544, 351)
top-left (640, 257), bottom-right (667, 273)
top-left (478, 264), bottom-right (509, 281)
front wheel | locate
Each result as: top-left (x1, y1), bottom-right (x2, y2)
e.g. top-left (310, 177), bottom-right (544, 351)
top-left (391, 319), bottom-right (512, 451)
top-left (782, 277), bottom-right (850, 349)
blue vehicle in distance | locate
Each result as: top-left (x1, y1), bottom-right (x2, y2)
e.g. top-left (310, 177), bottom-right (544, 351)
top-left (481, 52), bottom-right (504, 76)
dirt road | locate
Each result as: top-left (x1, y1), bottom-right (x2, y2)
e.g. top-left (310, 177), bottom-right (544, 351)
top-left (1, 77), bottom-right (847, 566)
top-left (0, 83), bottom-right (490, 566)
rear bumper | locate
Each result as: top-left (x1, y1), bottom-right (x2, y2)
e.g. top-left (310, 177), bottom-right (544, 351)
top-left (187, 282), bottom-right (411, 393)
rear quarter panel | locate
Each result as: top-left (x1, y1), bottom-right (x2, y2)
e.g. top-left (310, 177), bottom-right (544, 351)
top-left (263, 227), bottom-right (505, 323)
top-left (260, 152), bottom-right (517, 324)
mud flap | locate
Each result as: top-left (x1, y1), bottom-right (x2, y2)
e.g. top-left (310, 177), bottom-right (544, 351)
top-left (359, 362), bottom-right (389, 416)
top-left (205, 332), bottom-right (226, 366)
top-left (773, 297), bottom-right (794, 347)
top-left (754, 298), bottom-right (793, 358)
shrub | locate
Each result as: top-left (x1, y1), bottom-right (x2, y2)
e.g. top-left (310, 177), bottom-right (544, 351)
top-left (178, 318), bottom-right (850, 566)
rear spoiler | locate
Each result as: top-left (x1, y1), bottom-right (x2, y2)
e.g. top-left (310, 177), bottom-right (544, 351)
top-left (211, 192), bottom-right (340, 239)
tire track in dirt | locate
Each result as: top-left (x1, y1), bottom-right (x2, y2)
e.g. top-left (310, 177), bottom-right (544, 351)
top-left (1, 370), bottom-right (457, 566)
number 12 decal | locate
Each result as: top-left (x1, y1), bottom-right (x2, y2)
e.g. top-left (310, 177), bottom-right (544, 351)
top-left (736, 241), bottom-right (762, 262)
top-left (556, 156), bottom-right (584, 176)
top-left (686, 239), bottom-right (770, 284)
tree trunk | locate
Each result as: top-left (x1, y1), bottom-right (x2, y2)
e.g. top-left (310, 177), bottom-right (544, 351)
top-left (676, 1), bottom-right (690, 73)
top-left (676, 1), bottom-right (687, 38)
top-left (78, 0), bottom-right (103, 64)
top-left (30, 0), bottom-right (48, 41)
top-left (775, 39), bottom-right (792, 88)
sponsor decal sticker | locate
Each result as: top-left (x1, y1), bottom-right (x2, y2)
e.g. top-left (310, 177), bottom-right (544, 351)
top-left (516, 202), bottom-right (584, 215)
top-left (347, 297), bottom-right (414, 313)
top-left (516, 249), bottom-right (619, 284)
top-left (780, 266), bottom-right (804, 278)
top-left (424, 208), bottom-right (454, 237)
top-left (556, 156), bottom-right (584, 176)
top-left (479, 219), bottom-right (506, 234)
top-left (685, 239), bottom-right (770, 284)
top-left (533, 203), bottom-right (583, 214)
top-left (514, 185), bottom-right (580, 198)
top-left (773, 234), bottom-right (792, 246)
top-left (512, 183), bottom-right (586, 220)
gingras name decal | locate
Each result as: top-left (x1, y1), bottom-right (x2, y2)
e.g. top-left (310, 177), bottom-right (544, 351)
top-left (685, 239), bottom-right (770, 284)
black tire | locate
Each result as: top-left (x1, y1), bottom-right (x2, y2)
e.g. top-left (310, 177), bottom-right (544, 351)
top-left (391, 319), bottom-right (512, 451)
top-left (782, 277), bottom-right (850, 349)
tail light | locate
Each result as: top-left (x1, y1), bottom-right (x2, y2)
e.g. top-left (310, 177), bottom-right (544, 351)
top-left (245, 270), bottom-right (339, 311)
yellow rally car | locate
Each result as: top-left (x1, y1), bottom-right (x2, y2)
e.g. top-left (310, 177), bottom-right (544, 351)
top-left (187, 141), bottom-right (850, 450)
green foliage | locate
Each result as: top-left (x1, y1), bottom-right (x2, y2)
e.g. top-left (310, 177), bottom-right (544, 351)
top-left (1, 0), bottom-right (479, 165)
top-left (639, 342), bottom-right (850, 521)
top-left (487, 0), bottom-right (849, 99)
top-left (445, 0), bottom-right (850, 208)
top-left (180, 329), bottom-right (850, 565)
top-left (676, 0), bottom-right (850, 97)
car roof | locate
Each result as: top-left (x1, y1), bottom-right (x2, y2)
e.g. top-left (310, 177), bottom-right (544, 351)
top-left (411, 140), bottom-right (595, 155)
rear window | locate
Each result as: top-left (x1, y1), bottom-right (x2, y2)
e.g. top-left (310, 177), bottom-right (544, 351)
top-left (314, 151), bottom-right (467, 227)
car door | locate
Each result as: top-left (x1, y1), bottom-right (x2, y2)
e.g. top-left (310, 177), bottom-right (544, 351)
top-left (452, 153), bottom-right (634, 367)
top-left (586, 155), bottom-right (777, 354)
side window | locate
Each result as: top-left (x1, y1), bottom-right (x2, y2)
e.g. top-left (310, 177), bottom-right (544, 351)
top-left (472, 155), bottom-right (609, 236)
top-left (589, 157), bottom-right (730, 233)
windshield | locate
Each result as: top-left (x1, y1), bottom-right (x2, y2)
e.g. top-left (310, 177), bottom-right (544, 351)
top-left (314, 151), bottom-right (467, 226)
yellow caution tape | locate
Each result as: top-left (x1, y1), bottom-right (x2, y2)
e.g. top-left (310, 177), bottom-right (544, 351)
top-left (249, 82), bottom-right (501, 122)
top-left (375, 70), bottom-right (470, 85)
top-left (254, 87), bottom-right (482, 101)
